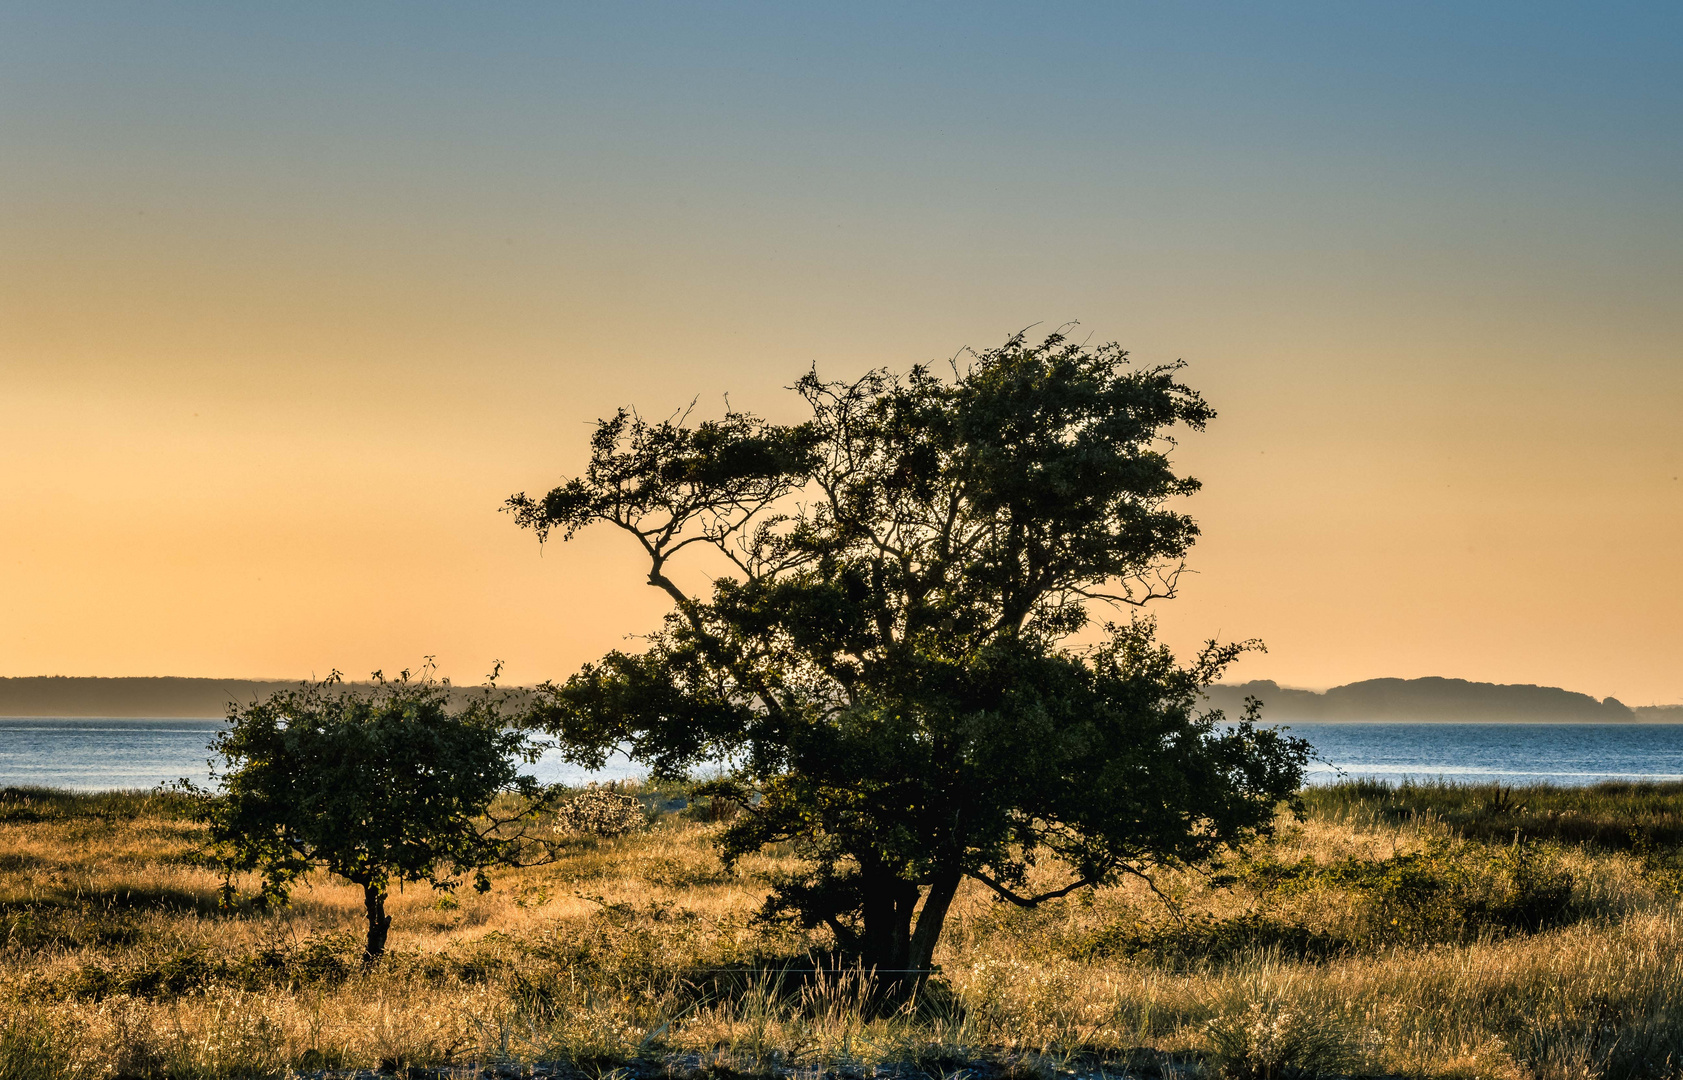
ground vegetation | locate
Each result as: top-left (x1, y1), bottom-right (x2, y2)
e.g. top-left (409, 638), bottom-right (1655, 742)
top-left (6, 780), bottom-right (1683, 1080)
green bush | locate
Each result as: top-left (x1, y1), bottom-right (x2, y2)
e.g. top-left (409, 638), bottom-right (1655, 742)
top-left (58, 932), bottom-right (361, 1000)
top-left (1303, 780), bottom-right (1683, 851)
top-left (1074, 911), bottom-right (1346, 965)
top-left (1242, 837), bottom-right (1576, 944)
top-left (1070, 838), bottom-right (1574, 966)
top-left (0, 786), bottom-right (198, 825)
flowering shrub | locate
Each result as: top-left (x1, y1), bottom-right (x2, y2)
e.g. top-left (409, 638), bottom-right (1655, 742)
top-left (1205, 1002), bottom-right (1359, 1080)
top-left (552, 786), bottom-right (647, 839)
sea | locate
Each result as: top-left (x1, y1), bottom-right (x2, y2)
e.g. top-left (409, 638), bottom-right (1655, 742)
top-left (0, 718), bottom-right (644, 792)
top-left (2, 717), bottom-right (1683, 792)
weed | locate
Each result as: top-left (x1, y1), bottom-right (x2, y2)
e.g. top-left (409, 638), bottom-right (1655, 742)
top-left (0, 1007), bottom-right (76, 1080)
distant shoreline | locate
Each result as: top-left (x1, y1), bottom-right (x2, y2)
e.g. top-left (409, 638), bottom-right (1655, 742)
top-left (5, 716), bottom-right (1683, 726)
top-left (2, 674), bottom-right (1680, 721)
top-left (1259, 717), bottom-right (1683, 725)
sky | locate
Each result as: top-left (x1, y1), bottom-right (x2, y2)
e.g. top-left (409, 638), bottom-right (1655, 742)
top-left (2, 2), bottom-right (1680, 704)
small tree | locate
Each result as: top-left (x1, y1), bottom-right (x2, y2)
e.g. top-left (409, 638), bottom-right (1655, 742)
top-left (508, 329), bottom-right (1311, 976)
top-left (192, 666), bottom-right (556, 962)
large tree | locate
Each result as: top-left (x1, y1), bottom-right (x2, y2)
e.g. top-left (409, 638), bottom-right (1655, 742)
top-left (508, 330), bottom-right (1309, 975)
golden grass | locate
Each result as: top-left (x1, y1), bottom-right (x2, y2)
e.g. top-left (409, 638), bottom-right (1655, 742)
top-left (5, 782), bottom-right (1683, 1080)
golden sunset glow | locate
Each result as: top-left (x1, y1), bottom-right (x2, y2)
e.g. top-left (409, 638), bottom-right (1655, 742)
top-left (3, 4), bottom-right (1679, 703)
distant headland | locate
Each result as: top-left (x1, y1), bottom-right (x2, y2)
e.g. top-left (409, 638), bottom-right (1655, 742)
top-left (1203, 676), bottom-right (1683, 723)
top-left (0, 674), bottom-right (1678, 722)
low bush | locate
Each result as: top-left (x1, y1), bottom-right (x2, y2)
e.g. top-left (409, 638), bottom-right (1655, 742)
top-left (1303, 780), bottom-right (1683, 851)
top-left (55, 932), bottom-right (362, 1000)
top-left (1241, 836), bottom-right (1577, 944)
top-left (0, 786), bottom-right (197, 824)
top-left (1074, 911), bottom-right (1346, 965)
top-left (1070, 837), bottom-right (1577, 964)
top-left (1204, 1001), bottom-right (1361, 1080)
top-left (552, 786), bottom-right (648, 839)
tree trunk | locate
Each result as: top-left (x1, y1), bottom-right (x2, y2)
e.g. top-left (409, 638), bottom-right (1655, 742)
top-left (907, 866), bottom-right (962, 974)
top-left (855, 863), bottom-right (922, 972)
top-left (362, 883), bottom-right (392, 964)
top-left (845, 865), bottom-right (965, 1016)
top-left (855, 864), bottom-right (963, 1001)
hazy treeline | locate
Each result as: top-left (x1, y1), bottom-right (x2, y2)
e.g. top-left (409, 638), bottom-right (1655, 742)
top-left (0, 677), bottom-right (510, 718)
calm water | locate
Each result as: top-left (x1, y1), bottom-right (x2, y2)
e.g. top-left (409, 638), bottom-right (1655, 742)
top-left (3, 718), bottom-right (1683, 791)
top-left (0, 718), bottom-right (642, 792)
top-left (1294, 722), bottom-right (1683, 786)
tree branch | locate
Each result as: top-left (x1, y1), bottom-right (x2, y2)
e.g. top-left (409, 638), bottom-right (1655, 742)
top-left (969, 869), bottom-right (1099, 908)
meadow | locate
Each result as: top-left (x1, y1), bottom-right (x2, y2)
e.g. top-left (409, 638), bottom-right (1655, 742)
top-left (6, 780), bottom-right (1683, 1080)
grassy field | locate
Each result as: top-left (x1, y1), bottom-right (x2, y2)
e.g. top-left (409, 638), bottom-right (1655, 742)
top-left (6, 781), bottom-right (1683, 1080)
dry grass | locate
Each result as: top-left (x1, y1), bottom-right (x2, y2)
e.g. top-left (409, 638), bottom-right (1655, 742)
top-left (5, 781), bottom-right (1683, 1080)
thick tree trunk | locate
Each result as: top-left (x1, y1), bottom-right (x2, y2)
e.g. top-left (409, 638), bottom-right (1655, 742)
top-left (907, 866), bottom-right (963, 973)
top-left (362, 883), bottom-right (392, 964)
top-left (856, 864), bottom-right (963, 1002)
top-left (857, 868), bottom-right (920, 973)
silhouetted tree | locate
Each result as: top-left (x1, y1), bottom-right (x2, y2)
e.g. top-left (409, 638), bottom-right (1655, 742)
top-left (189, 667), bottom-right (557, 962)
top-left (508, 329), bottom-right (1310, 977)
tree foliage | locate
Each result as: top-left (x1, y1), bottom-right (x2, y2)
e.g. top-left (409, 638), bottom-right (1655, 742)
top-left (189, 666), bottom-right (557, 961)
top-left (508, 329), bottom-right (1311, 974)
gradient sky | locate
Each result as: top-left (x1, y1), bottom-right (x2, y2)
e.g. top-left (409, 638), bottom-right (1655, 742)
top-left (3, 2), bottom-right (1680, 703)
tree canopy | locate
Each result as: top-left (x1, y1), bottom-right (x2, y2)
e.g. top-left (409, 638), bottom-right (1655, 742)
top-left (508, 329), bottom-right (1310, 974)
top-left (190, 667), bottom-right (556, 961)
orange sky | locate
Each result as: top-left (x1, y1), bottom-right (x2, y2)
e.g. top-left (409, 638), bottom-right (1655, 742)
top-left (3, 4), bottom-right (1680, 703)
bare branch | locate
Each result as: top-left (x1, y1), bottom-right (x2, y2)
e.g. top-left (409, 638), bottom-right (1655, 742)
top-left (969, 869), bottom-right (1100, 908)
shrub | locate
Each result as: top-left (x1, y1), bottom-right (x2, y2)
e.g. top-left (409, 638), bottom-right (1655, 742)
top-left (553, 786), bottom-right (648, 839)
top-left (189, 667), bottom-right (560, 962)
top-left (1302, 780), bottom-right (1683, 852)
top-left (1204, 1002), bottom-right (1360, 1080)
top-left (1074, 911), bottom-right (1346, 965)
top-left (0, 787), bottom-right (197, 825)
top-left (60, 932), bottom-right (362, 1000)
top-left (1242, 837), bottom-right (1576, 944)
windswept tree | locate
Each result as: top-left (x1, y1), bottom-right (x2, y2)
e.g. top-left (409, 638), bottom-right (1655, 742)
top-left (508, 329), bottom-right (1310, 975)
top-left (189, 667), bottom-right (560, 962)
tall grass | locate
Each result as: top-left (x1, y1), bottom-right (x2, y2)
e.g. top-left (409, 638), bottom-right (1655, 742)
top-left (6, 781), bottom-right (1683, 1080)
